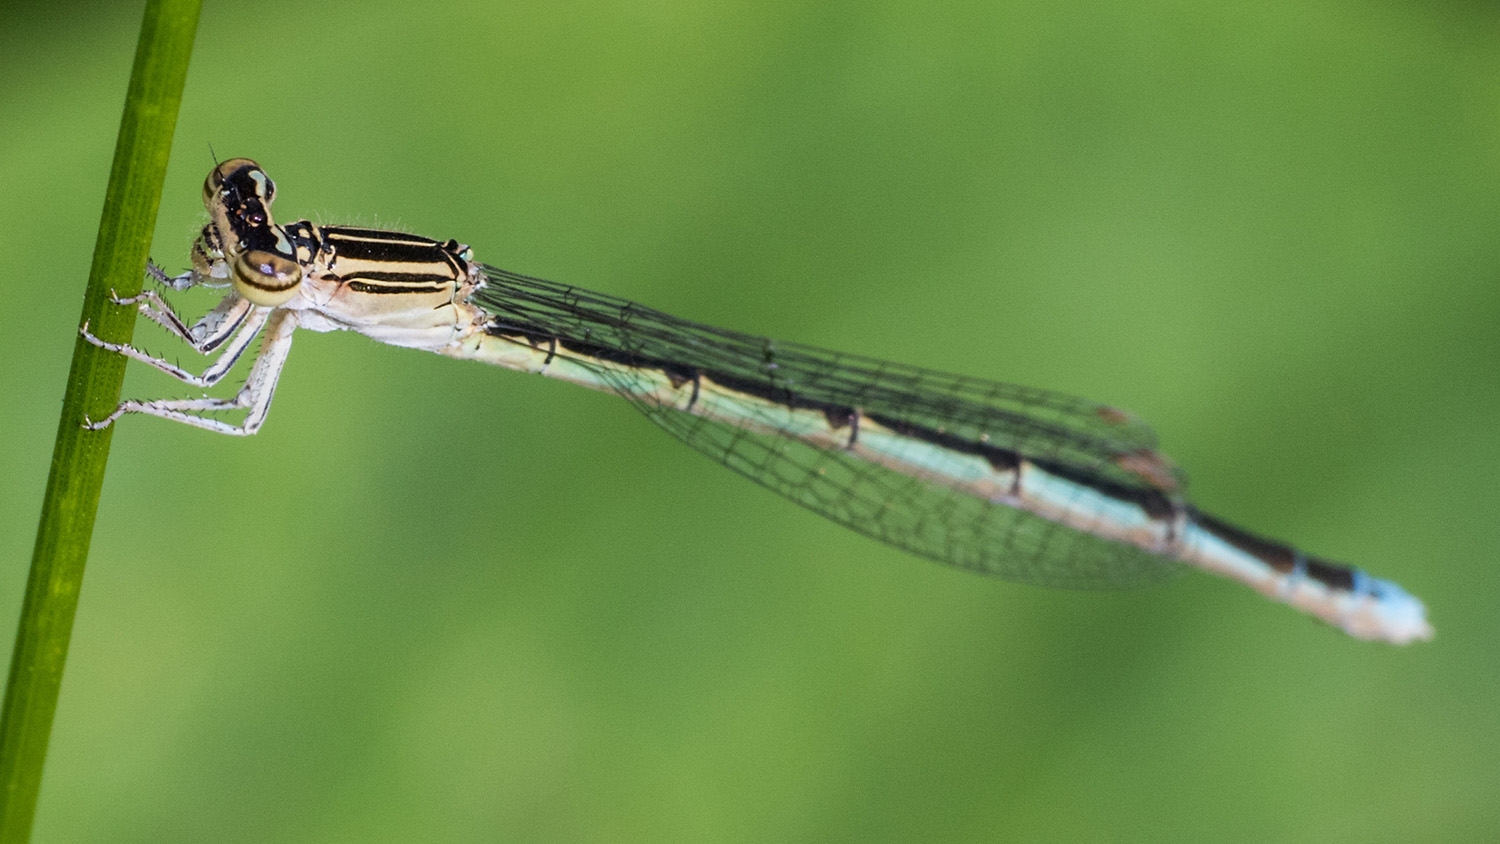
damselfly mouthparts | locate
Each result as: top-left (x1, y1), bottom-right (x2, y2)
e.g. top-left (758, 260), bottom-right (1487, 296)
top-left (83, 158), bottom-right (1433, 644)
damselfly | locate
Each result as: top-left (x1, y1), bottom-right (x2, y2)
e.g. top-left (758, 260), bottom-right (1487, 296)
top-left (83, 159), bottom-right (1432, 644)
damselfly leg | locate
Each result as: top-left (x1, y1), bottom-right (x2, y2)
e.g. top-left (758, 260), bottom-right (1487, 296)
top-left (84, 308), bottom-right (296, 436)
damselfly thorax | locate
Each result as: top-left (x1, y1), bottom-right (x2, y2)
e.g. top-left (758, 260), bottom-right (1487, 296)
top-left (82, 158), bottom-right (1434, 645)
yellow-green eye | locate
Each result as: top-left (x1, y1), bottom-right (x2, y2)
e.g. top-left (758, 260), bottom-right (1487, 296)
top-left (231, 249), bottom-right (302, 306)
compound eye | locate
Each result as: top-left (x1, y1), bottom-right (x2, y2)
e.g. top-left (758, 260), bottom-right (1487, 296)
top-left (231, 249), bottom-right (302, 306)
top-left (202, 158), bottom-right (263, 208)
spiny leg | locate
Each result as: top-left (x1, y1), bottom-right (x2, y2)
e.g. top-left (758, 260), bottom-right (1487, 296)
top-left (85, 259), bottom-right (259, 382)
top-left (146, 260), bottom-right (197, 291)
top-left (85, 309), bottom-right (299, 436)
top-left (146, 259), bottom-right (229, 292)
top-left (114, 284), bottom-right (253, 354)
top-left (123, 287), bottom-right (198, 341)
top-left (81, 305), bottom-right (269, 388)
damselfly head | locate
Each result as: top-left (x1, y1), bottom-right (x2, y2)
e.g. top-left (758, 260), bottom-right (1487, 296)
top-left (203, 158), bottom-right (273, 208)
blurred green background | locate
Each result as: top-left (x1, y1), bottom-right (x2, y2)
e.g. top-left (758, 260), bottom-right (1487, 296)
top-left (3, 0), bottom-right (1498, 841)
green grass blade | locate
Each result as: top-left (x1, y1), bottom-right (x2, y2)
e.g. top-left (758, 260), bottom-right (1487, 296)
top-left (0, 1), bottom-right (201, 840)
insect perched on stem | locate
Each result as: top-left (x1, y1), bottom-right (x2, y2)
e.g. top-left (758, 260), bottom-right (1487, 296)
top-left (85, 158), bottom-right (1433, 644)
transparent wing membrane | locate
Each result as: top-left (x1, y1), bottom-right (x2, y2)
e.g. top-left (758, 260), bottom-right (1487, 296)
top-left (621, 385), bottom-right (1180, 588)
top-left (477, 266), bottom-right (1184, 588)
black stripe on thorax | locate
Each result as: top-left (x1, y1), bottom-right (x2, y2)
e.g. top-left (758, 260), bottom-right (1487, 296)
top-left (323, 226), bottom-right (445, 247)
top-left (346, 280), bottom-right (451, 294)
top-left (321, 226), bottom-right (466, 274)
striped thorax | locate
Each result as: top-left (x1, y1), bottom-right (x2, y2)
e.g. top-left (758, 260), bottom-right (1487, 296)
top-left (279, 224), bottom-right (485, 350)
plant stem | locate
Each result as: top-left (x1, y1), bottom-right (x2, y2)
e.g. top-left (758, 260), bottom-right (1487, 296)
top-left (0, 1), bottom-right (201, 840)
